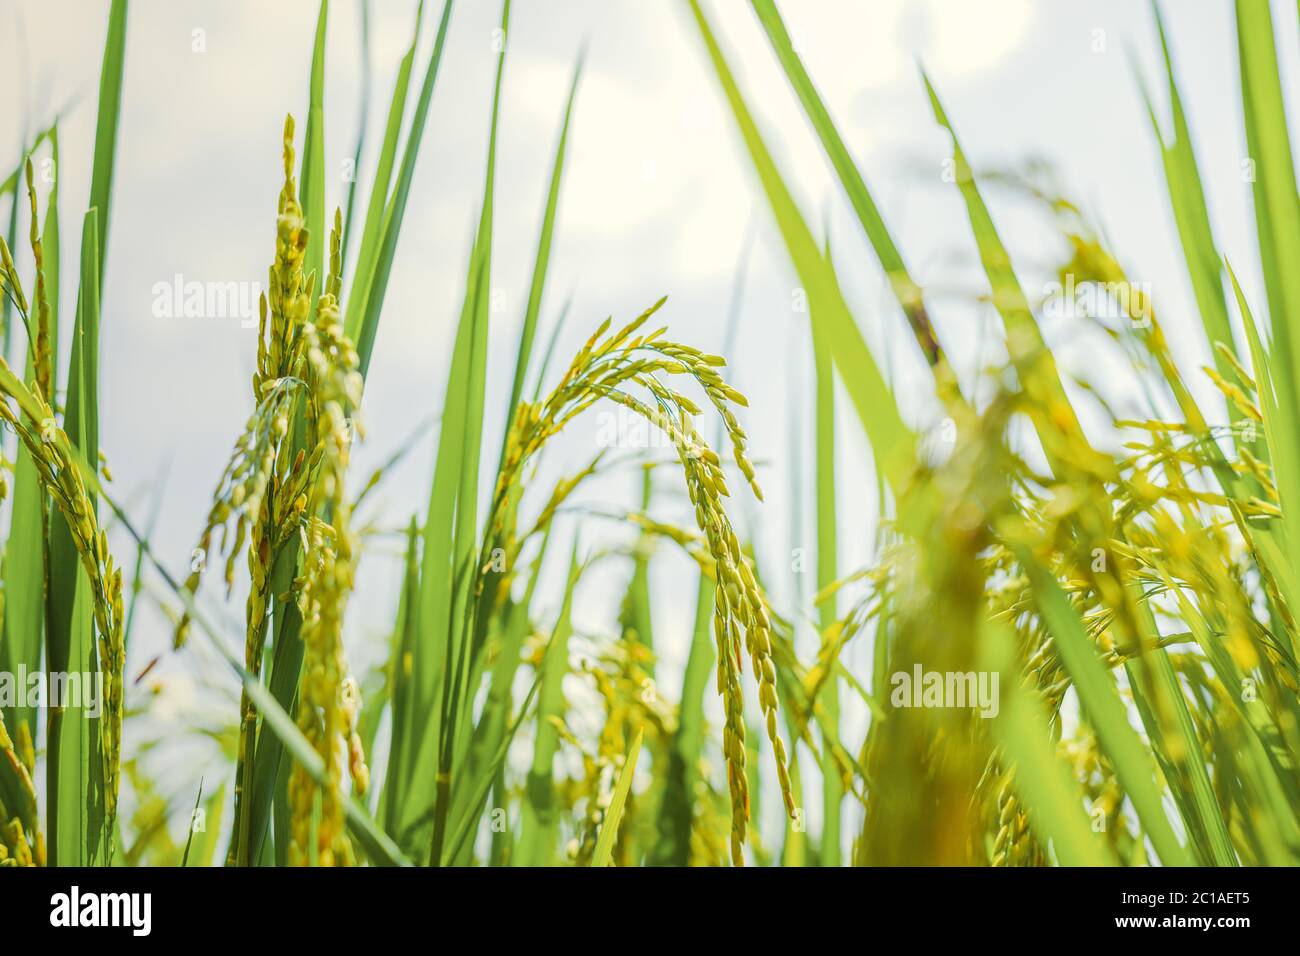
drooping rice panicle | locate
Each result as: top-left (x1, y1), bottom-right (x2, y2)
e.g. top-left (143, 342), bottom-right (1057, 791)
top-left (488, 300), bottom-right (792, 865)
top-left (0, 358), bottom-right (124, 826)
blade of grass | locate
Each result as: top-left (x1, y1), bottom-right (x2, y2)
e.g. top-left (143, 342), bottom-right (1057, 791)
top-left (590, 726), bottom-right (643, 867)
top-left (390, 247), bottom-right (480, 842)
top-left (180, 778), bottom-right (204, 866)
top-left (441, 666), bottom-right (546, 865)
top-left (1021, 555), bottom-right (1193, 866)
top-left (300, 0), bottom-right (328, 294)
top-left (650, 571), bottom-right (714, 865)
top-left (427, 0), bottom-right (511, 868)
top-left (515, 543), bottom-right (581, 866)
top-left (340, 0), bottom-right (371, 272)
top-left (352, 0), bottom-right (455, 379)
top-left (1123, 600), bottom-right (1239, 865)
top-left (979, 619), bottom-right (1117, 867)
top-left (687, 0), bottom-right (914, 496)
top-left (748, 0), bottom-right (944, 371)
top-left (385, 0), bottom-right (502, 859)
top-left (810, 271), bottom-right (841, 865)
top-left (1138, 3), bottom-right (1237, 379)
top-left (344, 0), bottom-right (426, 344)
top-left (500, 53), bottom-right (582, 440)
top-left (42, 127), bottom-right (60, 394)
top-left (451, 523), bottom-right (556, 862)
top-left (380, 517), bottom-right (422, 831)
top-left (527, 296), bottom-right (571, 403)
top-left (45, 2), bottom-right (125, 865)
top-left (619, 469), bottom-right (655, 667)
top-left (87, 0), bottom-right (126, 296)
top-left (47, 208), bottom-right (103, 865)
top-left (921, 71), bottom-right (1095, 477)
top-left (1230, 263), bottom-right (1300, 624)
top-left (184, 782), bottom-right (226, 867)
top-left (1235, 0), bottom-right (1300, 403)
top-left (1, 141), bottom-right (59, 753)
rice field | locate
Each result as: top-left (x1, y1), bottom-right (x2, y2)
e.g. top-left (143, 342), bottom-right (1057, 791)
top-left (0, 0), bottom-right (1298, 870)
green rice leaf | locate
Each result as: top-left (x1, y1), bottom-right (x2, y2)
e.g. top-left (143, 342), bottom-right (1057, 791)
top-left (352, 0), bottom-right (455, 379)
top-left (590, 726), bottom-right (643, 867)
top-left (980, 619), bottom-right (1116, 867)
top-left (1235, 0), bottom-right (1300, 402)
top-left (687, 0), bottom-right (914, 495)
top-left (300, 0), bottom-right (328, 294)
top-left (47, 208), bottom-right (104, 866)
top-left (501, 54), bottom-right (582, 435)
top-left (515, 543), bottom-right (581, 866)
top-left (1021, 555), bottom-right (1193, 866)
top-left (344, 1), bottom-right (424, 334)
top-left (1132, 2), bottom-right (1238, 414)
top-left (749, 0), bottom-right (944, 371)
top-left (86, 0), bottom-right (127, 295)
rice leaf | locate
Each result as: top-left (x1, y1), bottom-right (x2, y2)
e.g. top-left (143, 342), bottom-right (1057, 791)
top-left (47, 208), bottom-right (104, 865)
top-left (515, 543), bottom-right (581, 866)
top-left (501, 53), bottom-right (582, 435)
top-left (340, 0), bottom-right (372, 271)
top-left (650, 571), bottom-right (714, 865)
top-left (748, 0), bottom-right (944, 371)
top-left (352, 0), bottom-right (455, 379)
top-left (344, 0), bottom-right (426, 343)
top-left (1235, 0), bottom-right (1300, 400)
top-left (980, 620), bottom-right (1117, 867)
top-left (811, 273), bottom-right (841, 865)
top-left (590, 726), bottom-right (643, 867)
top-left (1021, 555), bottom-right (1193, 866)
top-left (687, 0), bottom-right (914, 494)
top-left (1140, 2), bottom-right (1236, 377)
top-left (300, 0), bottom-right (328, 294)
top-left (86, 0), bottom-right (127, 295)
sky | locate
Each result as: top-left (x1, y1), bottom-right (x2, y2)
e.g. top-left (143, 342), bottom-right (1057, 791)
top-left (3, 0), bottom-right (1298, 846)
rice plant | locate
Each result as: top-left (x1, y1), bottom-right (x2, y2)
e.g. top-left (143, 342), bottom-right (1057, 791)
top-left (0, 0), bottom-right (1297, 870)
